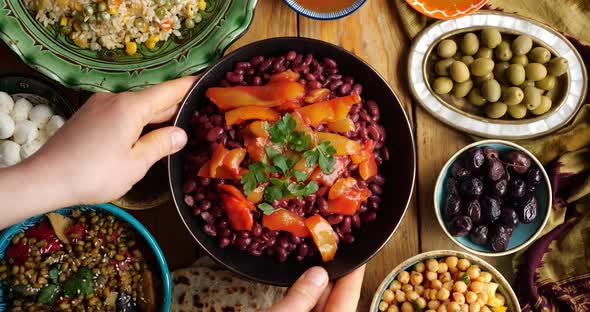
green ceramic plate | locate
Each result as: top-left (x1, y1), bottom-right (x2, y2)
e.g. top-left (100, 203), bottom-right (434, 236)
top-left (0, 0), bottom-right (257, 92)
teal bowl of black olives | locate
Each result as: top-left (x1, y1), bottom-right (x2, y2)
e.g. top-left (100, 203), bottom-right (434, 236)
top-left (434, 140), bottom-right (551, 256)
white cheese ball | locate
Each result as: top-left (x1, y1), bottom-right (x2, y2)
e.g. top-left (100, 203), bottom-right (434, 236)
top-left (13, 120), bottom-right (38, 144)
top-left (0, 140), bottom-right (21, 167)
top-left (37, 128), bottom-right (48, 145)
top-left (29, 104), bottom-right (54, 128)
top-left (11, 98), bottom-right (33, 121)
top-left (0, 113), bottom-right (15, 139)
top-left (20, 139), bottom-right (43, 159)
top-left (0, 92), bottom-right (14, 114)
top-left (45, 115), bottom-right (65, 137)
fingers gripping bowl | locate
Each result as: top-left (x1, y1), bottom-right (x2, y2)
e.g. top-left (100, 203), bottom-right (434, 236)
top-left (169, 37), bottom-right (416, 286)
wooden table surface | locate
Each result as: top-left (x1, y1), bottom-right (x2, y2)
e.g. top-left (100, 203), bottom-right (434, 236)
top-left (0, 0), bottom-right (513, 309)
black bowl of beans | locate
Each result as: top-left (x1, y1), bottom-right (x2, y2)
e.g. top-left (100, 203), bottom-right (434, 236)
top-left (168, 37), bottom-right (416, 286)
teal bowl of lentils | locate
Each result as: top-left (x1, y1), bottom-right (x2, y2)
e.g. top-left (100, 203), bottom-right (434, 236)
top-left (0, 204), bottom-right (171, 312)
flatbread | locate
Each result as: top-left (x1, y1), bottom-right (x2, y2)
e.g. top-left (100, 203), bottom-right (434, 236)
top-left (171, 258), bottom-right (286, 312)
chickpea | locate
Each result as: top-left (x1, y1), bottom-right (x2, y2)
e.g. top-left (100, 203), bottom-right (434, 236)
top-left (479, 272), bottom-right (492, 283)
top-left (379, 301), bottom-right (390, 311)
top-left (449, 266), bottom-right (458, 274)
top-left (437, 263), bottom-right (449, 274)
top-left (396, 289), bottom-right (407, 302)
top-left (496, 293), bottom-right (506, 305)
top-left (415, 285), bottom-right (424, 295)
top-left (431, 280), bottom-right (443, 289)
top-left (437, 305), bottom-right (448, 312)
top-left (476, 292), bottom-right (488, 306)
top-left (383, 289), bottom-right (395, 303)
top-left (411, 271), bottom-right (424, 286)
top-left (445, 256), bottom-right (458, 269)
top-left (426, 310), bottom-right (437, 312)
top-left (417, 297), bottom-right (427, 309)
top-left (447, 302), bottom-right (461, 312)
top-left (428, 299), bottom-right (441, 309)
top-left (453, 281), bottom-right (468, 293)
top-left (441, 272), bottom-right (452, 283)
top-left (402, 284), bottom-right (414, 292)
top-left (460, 304), bottom-right (469, 312)
top-left (401, 301), bottom-right (415, 312)
top-left (398, 271), bottom-right (410, 284)
top-left (415, 262), bottom-right (426, 273)
top-left (465, 291), bottom-right (477, 303)
top-left (469, 303), bottom-right (481, 312)
top-left (466, 266), bottom-right (480, 279)
top-left (481, 306), bottom-right (491, 312)
top-left (426, 259), bottom-right (440, 272)
top-left (407, 290), bottom-right (420, 301)
top-left (425, 289), bottom-right (436, 300)
top-left (426, 271), bottom-right (438, 281)
top-left (390, 280), bottom-right (402, 291)
top-left (452, 292), bottom-right (466, 304)
top-left (443, 281), bottom-right (454, 291)
top-left (387, 305), bottom-right (400, 312)
top-left (469, 281), bottom-right (484, 293)
top-left (436, 288), bottom-right (450, 301)
top-left (457, 259), bottom-right (470, 271)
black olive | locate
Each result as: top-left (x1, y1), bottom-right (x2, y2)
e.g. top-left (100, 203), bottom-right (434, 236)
top-left (459, 177), bottom-right (484, 196)
top-left (489, 223), bottom-right (510, 251)
top-left (446, 177), bottom-right (459, 195)
top-left (466, 148), bottom-right (485, 171)
top-left (483, 147), bottom-right (499, 160)
top-left (486, 178), bottom-right (507, 197)
top-left (500, 206), bottom-right (519, 228)
top-left (503, 151), bottom-right (531, 174)
top-left (470, 225), bottom-right (489, 245)
top-left (508, 179), bottom-right (527, 199)
top-left (452, 163), bottom-right (471, 181)
top-left (517, 194), bottom-right (538, 224)
top-left (464, 199), bottom-right (482, 224)
top-left (526, 168), bottom-right (542, 190)
top-left (480, 195), bottom-right (502, 224)
top-left (448, 215), bottom-right (473, 237)
top-left (487, 158), bottom-right (506, 181)
top-left (505, 226), bottom-right (514, 237)
top-left (445, 194), bottom-right (462, 220)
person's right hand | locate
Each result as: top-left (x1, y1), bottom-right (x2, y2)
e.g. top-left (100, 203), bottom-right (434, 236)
top-left (263, 265), bottom-right (365, 312)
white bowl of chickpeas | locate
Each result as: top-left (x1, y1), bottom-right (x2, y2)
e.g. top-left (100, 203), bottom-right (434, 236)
top-left (370, 250), bottom-right (520, 312)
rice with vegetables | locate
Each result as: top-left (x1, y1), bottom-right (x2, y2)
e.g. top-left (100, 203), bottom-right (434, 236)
top-left (25, 0), bottom-right (207, 54)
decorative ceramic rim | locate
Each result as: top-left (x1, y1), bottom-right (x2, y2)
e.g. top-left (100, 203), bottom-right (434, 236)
top-left (369, 250), bottom-right (521, 312)
top-left (408, 11), bottom-right (588, 139)
top-left (404, 0), bottom-right (489, 20)
top-left (433, 139), bottom-right (552, 257)
top-left (0, 204), bottom-right (171, 311)
top-left (0, 0), bottom-right (258, 92)
top-left (282, 0), bottom-right (367, 20)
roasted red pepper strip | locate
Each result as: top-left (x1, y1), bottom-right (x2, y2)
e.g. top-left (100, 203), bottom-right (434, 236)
top-left (262, 209), bottom-right (312, 238)
top-left (327, 118), bottom-right (355, 133)
top-left (206, 79), bottom-right (305, 111)
top-left (350, 140), bottom-right (378, 180)
top-left (316, 132), bottom-right (361, 156)
top-left (224, 106), bottom-right (280, 126)
top-left (305, 215), bottom-right (338, 262)
top-left (327, 177), bottom-right (370, 215)
top-left (217, 184), bottom-right (255, 210)
top-left (218, 184), bottom-right (255, 231)
top-left (198, 145), bottom-right (246, 179)
top-left (222, 148), bottom-right (247, 175)
top-left (310, 156), bottom-right (350, 186)
top-left (209, 144), bottom-right (229, 177)
top-left (269, 70), bottom-right (300, 82)
top-left (295, 94), bottom-right (361, 127)
top-left (350, 140), bottom-right (374, 164)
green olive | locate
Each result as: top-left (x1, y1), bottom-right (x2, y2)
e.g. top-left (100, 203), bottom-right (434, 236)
top-left (450, 61), bottom-right (470, 83)
top-left (475, 48), bottom-right (493, 59)
top-left (460, 55), bottom-right (475, 66)
top-left (525, 63), bottom-right (548, 81)
top-left (84, 5), bottom-right (94, 16)
top-left (470, 58), bottom-right (495, 77)
top-left (493, 61), bottom-right (510, 84)
top-left (437, 39), bottom-right (458, 58)
top-left (461, 33), bottom-right (479, 56)
top-left (485, 102), bottom-right (508, 119)
top-left (467, 88), bottom-right (487, 106)
top-left (481, 79), bottom-right (502, 102)
top-left (531, 96), bottom-right (552, 115)
top-left (522, 86), bottom-right (542, 110)
top-left (99, 11), bottom-right (111, 21)
top-left (547, 57), bottom-right (568, 76)
top-left (506, 64), bottom-right (526, 86)
top-left (80, 22), bottom-right (90, 31)
top-left (434, 58), bottom-right (454, 76)
top-left (433, 77), bottom-right (454, 94)
top-left (184, 18), bottom-right (195, 29)
top-left (511, 35), bottom-right (533, 55)
top-left (510, 54), bottom-right (529, 67)
top-left (519, 80), bottom-right (535, 89)
top-left (494, 41), bottom-right (513, 61)
top-left (528, 47), bottom-right (551, 64)
top-left (134, 18), bottom-right (146, 29)
top-left (481, 28), bottom-right (502, 48)
top-left (474, 72), bottom-right (494, 86)
top-left (502, 87), bottom-right (524, 105)
top-left (452, 80), bottom-right (473, 98)
top-left (87, 15), bottom-right (96, 23)
top-left (194, 13), bottom-right (203, 23)
top-left (507, 104), bottom-right (527, 119)
top-left (535, 75), bottom-right (556, 91)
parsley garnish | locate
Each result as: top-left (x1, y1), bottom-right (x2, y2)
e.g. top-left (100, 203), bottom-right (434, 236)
top-left (63, 267), bottom-right (94, 298)
top-left (258, 203), bottom-right (276, 215)
top-left (303, 141), bottom-right (336, 174)
top-left (38, 284), bottom-right (59, 305)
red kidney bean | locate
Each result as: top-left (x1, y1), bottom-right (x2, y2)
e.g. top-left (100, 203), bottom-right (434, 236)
top-left (352, 214), bottom-right (362, 228)
top-left (323, 57), bottom-right (337, 68)
top-left (343, 76), bottom-right (354, 84)
top-left (206, 127), bottom-right (223, 142)
top-left (340, 216), bottom-right (352, 233)
top-left (351, 104), bottom-right (361, 114)
top-left (317, 197), bottom-right (329, 214)
top-left (328, 74), bottom-right (342, 81)
top-left (271, 57), bottom-right (285, 72)
top-left (360, 110), bottom-right (372, 122)
top-left (316, 124), bottom-right (325, 132)
top-left (200, 211), bottom-right (213, 224)
top-left (184, 195), bottom-right (195, 206)
top-left (351, 83), bottom-right (363, 95)
top-left (238, 231), bottom-right (251, 238)
top-left (366, 100), bottom-right (379, 115)
top-left (308, 80), bottom-right (322, 89)
top-left (342, 233), bottom-right (355, 244)
top-left (218, 237), bottom-right (231, 248)
top-left (327, 215), bottom-right (344, 225)
top-left (248, 248), bottom-right (262, 256)
top-left (246, 68), bottom-right (255, 75)
top-left (219, 227), bottom-right (231, 238)
top-left (250, 56), bottom-right (264, 66)
top-left (381, 147), bottom-right (390, 161)
top-left (368, 125), bottom-right (381, 141)
top-left (358, 204), bottom-right (368, 214)
top-left (294, 54), bottom-right (303, 64)
top-left (327, 68), bottom-right (339, 74)
top-left (183, 179), bottom-right (197, 193)
top-left (251, 76), bottom-right (262, 86)
top-left (198, 200), bottom-right (211, 212)
top-left (229, 232), bottom-right (237, 245)
top-left (369, 184), bottom-right (382, 196)
top-left (338, 83), bottom-right (352, 95)
top-left (286, 51), bottom-right (297, 61)
top-left (317, 186), bottom-right (329, 197)
top-left (359, 127), bottom-right (369, 140)
top-left (220, 80), bottom-right (231, 87)
top-left (329, 80), bottom-right (343, 91)
top-left (235, 61), bottom-right (251, 70)
top-left (361, 211), bottom-right (377, 222)
top-left (375, 154), bottom-right (383, 166)
top-left (226, 72), bottom-right (243, 84)
top-left (210, 114), bottom-right (223, 126)
top-left (203, 224), bottom-right (217, 237)
top-left (237, 237), bottom-right (251, 251)
top-left (350, 113), bottom-right (359, 122)
top-left (258, 59), bottom-right (272, 72)
top-left (195, 193), bottom-right (205, 201)
top-left (303, 54), bottom-right (313, 66)
top-left (298, 79), bottom-right (306, 85)
top-left (288, 243), bottom-right (297, 252)
top-left (277, 248), bottom-right (288, 262)
top-left (305, 73), bottom-right (316, 81)
top-left (369, 201), bottom-right (380, 211)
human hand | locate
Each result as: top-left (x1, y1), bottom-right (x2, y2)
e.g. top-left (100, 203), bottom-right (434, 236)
top-left (27, 76), bottom-right (195, 206)
top-left (263, 265), bottom-right (365, 312)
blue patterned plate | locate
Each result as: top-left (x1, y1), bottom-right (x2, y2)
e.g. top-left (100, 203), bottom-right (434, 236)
top-left (282, 0), bottom-right (366, 20)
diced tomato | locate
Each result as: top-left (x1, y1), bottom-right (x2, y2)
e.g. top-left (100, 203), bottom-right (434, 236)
top-left (224, 106), bottom-right (280, 126)
top-left (310, 156), bottom-right (350, 186)
top-left (6, 242), bottom-right (31, 265)
top-left (295, 94), bottom-right (361, 127)
top-left (206, 80), bottom-right (305, 111)
top-left (222, 148), bottom-right (247, 175)
top-left (262, 209), bottom-right (311, 238)
top-left (64, 222), bottom-right (87, 244)
top-left (327, 118), bottom-right (355, 133)
top-left (269, 70), bottom-right (300, 82)
top-left (246, 184), bottom-right (266, 204)
top-left (25, 220), bottom-right (64, 254)
top-left (160, 19), bottom-right (174, 30)
top-left (315, 132), bottom-right (361, 156)
top-left (327, 177), bottom-right (370, 215)
top-left (304, 215), bottom-right (338, 262)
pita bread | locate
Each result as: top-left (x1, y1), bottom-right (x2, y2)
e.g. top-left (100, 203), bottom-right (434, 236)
top-left (171, 258), bottom-right (286, 312)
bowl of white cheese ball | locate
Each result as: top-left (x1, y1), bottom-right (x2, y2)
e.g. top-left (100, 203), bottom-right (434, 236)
top-left (0, 76), bottom-right (75, 167)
